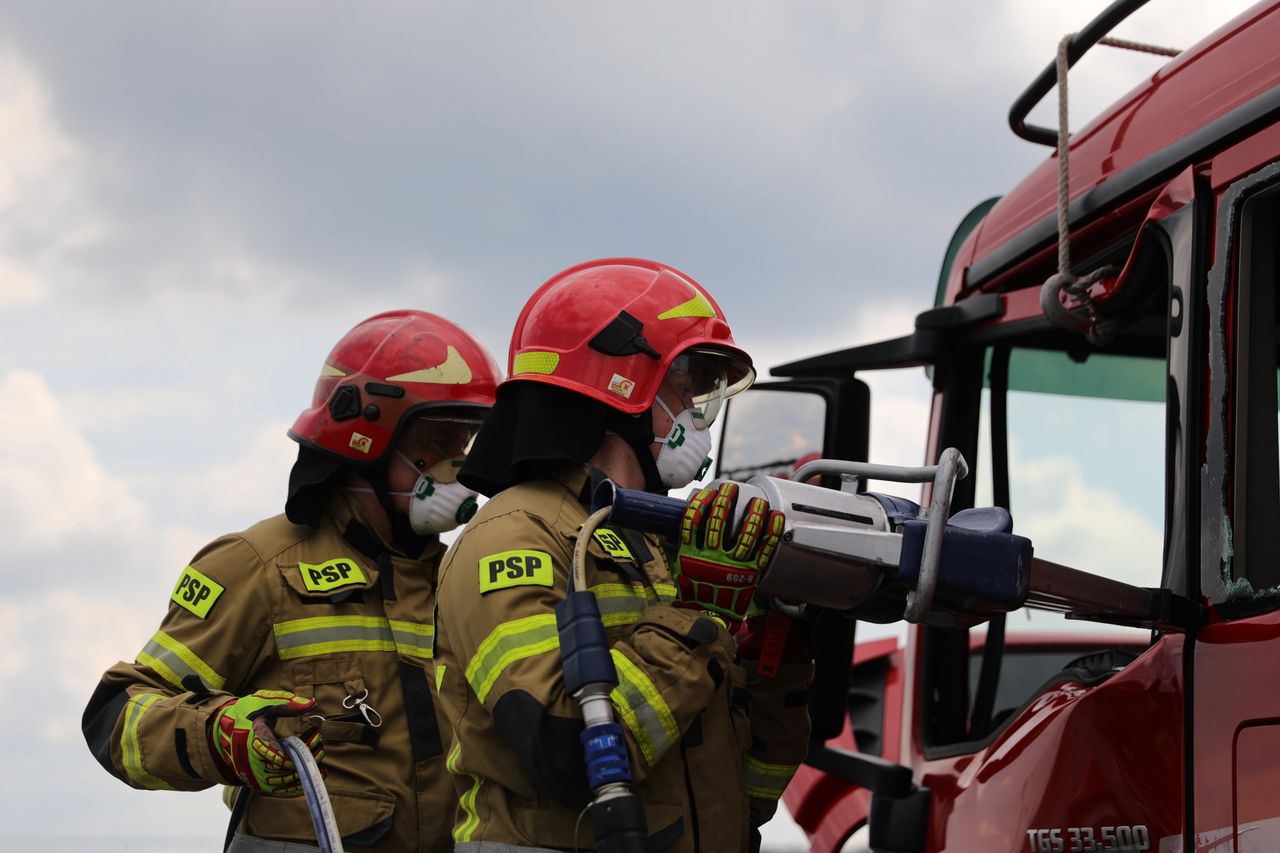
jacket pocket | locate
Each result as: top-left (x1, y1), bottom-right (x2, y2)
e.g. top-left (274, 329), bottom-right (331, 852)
top-left (277, 559), bottom-right (378, 604)
top-left (290, 656), bottom-right (368, 729)
top-left (243, 788), bottom-right (395, 846)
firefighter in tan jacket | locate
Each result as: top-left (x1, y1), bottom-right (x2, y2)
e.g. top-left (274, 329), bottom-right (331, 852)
top-left (82, 311), bottom-right (501, 852)
top-left (434, 259), bottom-right (814, 852)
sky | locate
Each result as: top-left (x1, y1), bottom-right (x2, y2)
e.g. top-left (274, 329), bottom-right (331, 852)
top-left (0, 1), bottom-right (1260, 849)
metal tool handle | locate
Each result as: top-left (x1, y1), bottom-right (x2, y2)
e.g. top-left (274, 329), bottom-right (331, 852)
top-left (280, 735), bottom-right (344, 853)
top-left (792, 450), bottom-right (970, 622)
top-left (904, 448), bottom-right (969, 622)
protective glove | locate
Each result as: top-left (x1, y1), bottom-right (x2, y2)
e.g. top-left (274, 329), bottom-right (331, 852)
top-left (209, 689), bottom-right (324, 796)
top-left (674, 482), bottom-right (786, 629)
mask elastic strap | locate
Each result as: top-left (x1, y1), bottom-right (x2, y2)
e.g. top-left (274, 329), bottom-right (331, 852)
top-left (651, 395), bottom-right (679, 444)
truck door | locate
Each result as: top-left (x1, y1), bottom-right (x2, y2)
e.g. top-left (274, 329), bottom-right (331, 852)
top-left (1192, 160), bottom-right (1280, 852)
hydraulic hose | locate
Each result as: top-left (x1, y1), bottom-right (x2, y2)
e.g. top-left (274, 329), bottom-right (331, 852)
top-left (279, 735), bottom-right (345, 853)
top-left (559, 507), bottom-right (647, 853)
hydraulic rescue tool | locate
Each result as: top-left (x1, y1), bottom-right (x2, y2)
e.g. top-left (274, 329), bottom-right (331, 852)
top-left (597, 449), bottom-right (1036, 628)
top-left (598, 449), bottom-right (1168, 628)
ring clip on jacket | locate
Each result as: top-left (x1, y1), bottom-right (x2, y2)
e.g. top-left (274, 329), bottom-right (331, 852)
top-left (342, 688), bottom-right (383, 728)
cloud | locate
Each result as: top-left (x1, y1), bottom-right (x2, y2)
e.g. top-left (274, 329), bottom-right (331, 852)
top-left (0, 370), bottom-right (148, 550)
top-left (1007, 441), bottom-right (1164, 589)
top-left (195, 422), bottom-right (296, 520)
top-left (0, 50), bottom-right (107, 309)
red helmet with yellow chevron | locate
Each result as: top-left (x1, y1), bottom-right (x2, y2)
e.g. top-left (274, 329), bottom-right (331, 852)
top-left (290, 310), bottom-right (501, 465)
top-left (507, 258), bottom-right (754, 424)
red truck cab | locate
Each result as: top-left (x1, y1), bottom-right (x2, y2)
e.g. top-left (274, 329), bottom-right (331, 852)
top-left (718, 2), bottom-right (1280, 850)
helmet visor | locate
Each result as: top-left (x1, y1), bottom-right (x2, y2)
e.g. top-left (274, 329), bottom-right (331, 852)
top-left (662, 349), bottom-right (755, 430)
top-left (400, 411), bottom-right (484, 463)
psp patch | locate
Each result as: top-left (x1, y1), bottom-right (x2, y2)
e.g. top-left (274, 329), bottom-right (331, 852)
top-left (479, 549), bottom-right (554, 594)
top-left (299, 558), bottom-right (367, 593)
top-left (592, 528), bottom-right (634, 561)
top-left (171, 565), bottom-right (225, 619)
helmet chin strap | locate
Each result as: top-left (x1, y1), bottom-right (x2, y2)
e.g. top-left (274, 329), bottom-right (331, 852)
top-left (365, 464), bottom-right (436, 558)
top-left (604, 407), bottom-right (666, 494)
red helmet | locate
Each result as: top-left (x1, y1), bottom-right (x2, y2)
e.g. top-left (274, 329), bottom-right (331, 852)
top-left (289, 310), bottom-right (501, 465)
top-left (506, 258), bottom-right (754, 420)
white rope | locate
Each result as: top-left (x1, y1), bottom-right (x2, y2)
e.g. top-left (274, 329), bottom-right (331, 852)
top-left (1043, 31), bottom-right (1180, 344)
top-left (1098, 36), bottom-right (1181, 58)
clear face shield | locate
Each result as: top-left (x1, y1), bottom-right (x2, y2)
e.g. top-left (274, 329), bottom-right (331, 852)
top-left (398, 411), bottom-right (485, 464)
top-left (659, 350), bottom-right (754, 430)
top-left (650, 350), bottom-right (754, 489)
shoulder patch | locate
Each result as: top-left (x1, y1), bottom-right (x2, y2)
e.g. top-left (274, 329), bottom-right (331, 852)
top-left (592, 527), bottom-right (634, 561)
top-left (171, 565), bottom-right (225, 619)
top-left (478, 550), bottom-right (554, 594)
top-left (299, 558), bottom-right (367, 593)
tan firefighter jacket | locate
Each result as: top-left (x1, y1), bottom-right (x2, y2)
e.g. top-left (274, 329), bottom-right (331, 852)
top-left (433, 466), bottom-right (812, 852)
top-left (82, 492), bottom-right (455, 852)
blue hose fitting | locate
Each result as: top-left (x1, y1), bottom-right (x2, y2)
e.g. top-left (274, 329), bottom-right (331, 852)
top-left (581, 722), bottom-right (633, 789)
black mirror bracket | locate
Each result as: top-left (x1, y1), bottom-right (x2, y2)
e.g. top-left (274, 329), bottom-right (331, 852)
top-left (805, 741), bottom-right (930, 853)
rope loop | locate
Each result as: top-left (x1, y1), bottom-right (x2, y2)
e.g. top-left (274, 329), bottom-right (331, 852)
top-left (1041, 31), bottom-right (1177, 345)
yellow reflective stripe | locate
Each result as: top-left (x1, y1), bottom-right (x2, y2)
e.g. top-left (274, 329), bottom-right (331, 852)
top-left (609, 649), bottom-right (678, 767)
top-left (465, 614), bottom-right (559, 703)
top-left (590, 582), bottom-right (680, 627)
top-left (122, 693), bottom-right (173, 790)
top-left (512, 350), bottom-right (560, 376)
top-left (137, 631), bottom-right (227, 691)
top-left (435, 664), bottom-right (446, 691)
top-left (446, 739), bottom-right (482, 842)
top-left (656, 291), bottom-right (716, 320)
top-left (651, 582), bottom-right (677, 603)
top-left (591, 583), bottom-right (649, 629)
top-left (273, 616), bottom-right (396, 661)
top-left (389, 619), bottom-right (434, 660)
top-left (744, 754), bottom-right (798, 800)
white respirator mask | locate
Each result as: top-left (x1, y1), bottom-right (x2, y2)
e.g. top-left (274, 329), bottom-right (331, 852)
top-left (651, 396), bottom-right (713, 490)
top-left (350, 453), bottom-right (480, 535)
top-left (395, 453), bottom-right (480, 534)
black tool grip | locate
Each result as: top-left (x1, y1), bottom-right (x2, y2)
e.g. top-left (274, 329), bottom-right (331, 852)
top-left (591, 481), bottom-right (685, 539)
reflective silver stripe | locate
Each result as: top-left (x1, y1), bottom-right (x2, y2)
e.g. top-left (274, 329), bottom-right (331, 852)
top-left (744, 754), bottom-right (797, 800)
top-left (389, 619), bottom-right (434, 660)
top-left (137, 630), bottom-right (227, 691)
top-left (273, 616), bottom-right (396, 660)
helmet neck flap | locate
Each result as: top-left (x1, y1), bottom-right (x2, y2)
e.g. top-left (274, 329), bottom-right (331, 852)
top-left (459, 382), bottom-right (665, 498)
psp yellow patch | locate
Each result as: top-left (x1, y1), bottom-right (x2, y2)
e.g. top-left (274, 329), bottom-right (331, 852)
top-left (479, 550), bottom-right (554, 594)
top-left (299, 559), bottom-right (368, 593)
top-left (592, 528), bottom-right (634, 560)
top-left (171, 565), bottom-right (225, 619)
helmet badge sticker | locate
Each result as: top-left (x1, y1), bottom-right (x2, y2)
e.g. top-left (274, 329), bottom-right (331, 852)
top-left (385, 345), bottom-right (473, 385)
top-left (349, 432), bottom-right (374, 454)
top-left (609, 374), bottom-right (636, 399)
top-left (320, 363), bottom-right (347, 377)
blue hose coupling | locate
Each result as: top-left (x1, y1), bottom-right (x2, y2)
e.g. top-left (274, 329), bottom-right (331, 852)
top-left (581, 722), bottom-right (633, 790)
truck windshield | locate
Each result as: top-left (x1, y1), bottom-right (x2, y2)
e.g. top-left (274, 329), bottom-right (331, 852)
top-left (976, 347), bottom-right (1165, 630)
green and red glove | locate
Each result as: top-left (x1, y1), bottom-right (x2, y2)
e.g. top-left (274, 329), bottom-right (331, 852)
top-left (673, 482), bottom-right (786, 629)
top-left (209, 689), bottom-right (324, 796)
